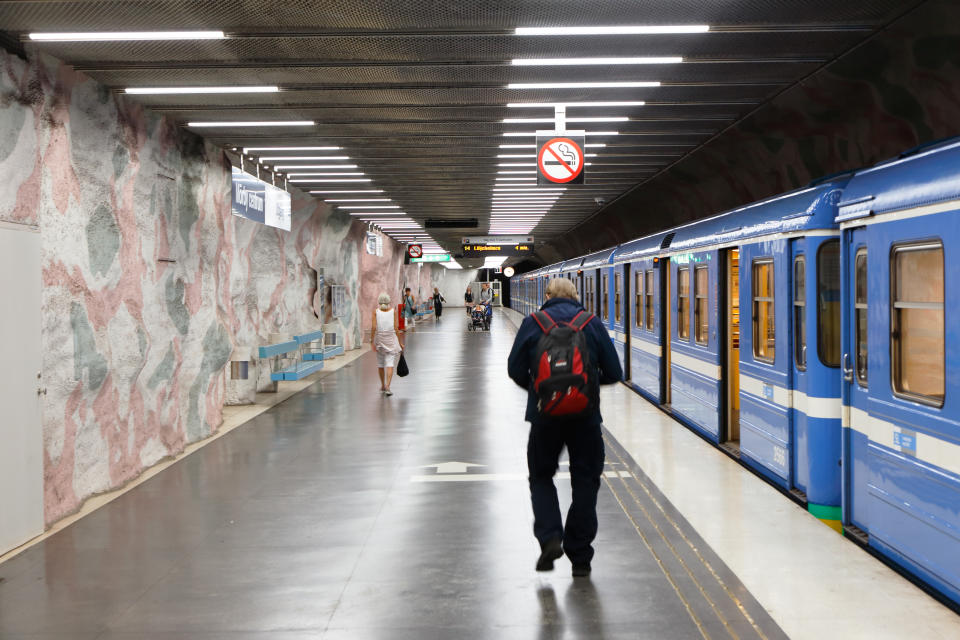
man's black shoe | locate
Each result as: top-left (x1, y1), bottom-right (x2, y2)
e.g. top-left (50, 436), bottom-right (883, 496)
top-left (571, 563), bottom-right (592, 577)
top-left (536, 538), bottom-right (564, 572)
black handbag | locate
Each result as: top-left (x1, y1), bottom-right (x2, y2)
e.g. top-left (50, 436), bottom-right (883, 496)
top-left (396, 352), bottom-right (410, 377)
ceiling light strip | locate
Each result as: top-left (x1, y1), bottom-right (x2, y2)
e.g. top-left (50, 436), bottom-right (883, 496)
top-left (29, 30), bottom-right (226, 41)
top-left (189, 121), bottom-right (315, 127)
top-left (513, 25), bottom-right (709, 36)
top-left (126, 86), bottom-right (277, 94)
top-left (511, 57), bottom-right (681, 66)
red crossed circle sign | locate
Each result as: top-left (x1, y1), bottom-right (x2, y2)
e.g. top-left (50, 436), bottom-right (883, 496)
top-left (407, 244), bottom-right (423, 258)
top-left (538, 137), bottom-right (584, 183)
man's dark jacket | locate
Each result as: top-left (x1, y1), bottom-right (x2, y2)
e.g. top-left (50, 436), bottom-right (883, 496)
top-left (508, 297), bottom-right (623, 425)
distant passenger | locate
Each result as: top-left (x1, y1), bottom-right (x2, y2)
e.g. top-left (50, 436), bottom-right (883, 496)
top-left (479, 282), bottom-right (493, 305)
top-left (403, 287), bottom-right (416, 329)
top-left (432, 287), bottom-right (445, 320)
top-left (507, 276), bottom-right (622, 577)
top-left (371, 293), bottom-right (404, 396)
top-left (464, 285), bottom-right (474, 314)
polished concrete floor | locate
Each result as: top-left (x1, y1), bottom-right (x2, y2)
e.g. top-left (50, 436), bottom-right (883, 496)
top-left (0, 310), bottom-right (786, 639)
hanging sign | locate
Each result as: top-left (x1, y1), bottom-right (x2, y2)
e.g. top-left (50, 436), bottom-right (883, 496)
top-left (407, 244), bottom-right (423, 259)
top-left (231, 166), bottom-right (291, 230)
top-left (411, 253), bottom-right (451, 263)
top-left (536, 132), bottom-right (585, 185)
top-left (461, 243), bottom-right (533, 257)
top-left (462, 235), bottom-right (533, 245)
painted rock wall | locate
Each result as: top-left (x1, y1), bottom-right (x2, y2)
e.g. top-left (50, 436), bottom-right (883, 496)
top-left (0, 48), bottom-right (402, 525)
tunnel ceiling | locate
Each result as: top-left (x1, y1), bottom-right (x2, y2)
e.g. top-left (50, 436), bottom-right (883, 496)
top-left (0, 1), bottom-right (913, 266)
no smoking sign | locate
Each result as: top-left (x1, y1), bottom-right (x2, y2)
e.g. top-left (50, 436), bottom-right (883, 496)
top-left (537, 133), bottom-right (586, 185)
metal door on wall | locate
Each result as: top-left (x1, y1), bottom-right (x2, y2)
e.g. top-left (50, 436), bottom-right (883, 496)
top-left (0, 223), bottom-right (43, 554)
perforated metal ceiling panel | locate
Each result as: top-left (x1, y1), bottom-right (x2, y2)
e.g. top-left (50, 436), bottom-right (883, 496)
top-left (0, 0), bottom-right (914, 262)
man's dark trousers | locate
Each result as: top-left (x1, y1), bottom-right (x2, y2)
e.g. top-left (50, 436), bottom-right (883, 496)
top-left (527, 419), bottom-right (605, 565)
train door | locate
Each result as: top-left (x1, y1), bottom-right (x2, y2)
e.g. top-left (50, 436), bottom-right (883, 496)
top-left (660, 257), bottom-right (672, 404)
top-left (723, 248), bottom-right (741, 450)
top-left (612, 264), bottom-right (628, 373)
top-left (791, 240), bottom-right (809, 495)
top-left (841, 227), bottom-right (869, 530)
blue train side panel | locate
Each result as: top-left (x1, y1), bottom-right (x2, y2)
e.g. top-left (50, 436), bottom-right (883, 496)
top-left (839, 137), bottom-right (960, 607)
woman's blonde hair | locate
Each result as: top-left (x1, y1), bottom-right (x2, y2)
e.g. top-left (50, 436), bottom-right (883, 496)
top-left (377, 293), bottom-right (390, 309)
top-left (545, 277), bottom-right (579, 301)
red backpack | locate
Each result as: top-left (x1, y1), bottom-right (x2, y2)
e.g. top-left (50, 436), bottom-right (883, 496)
top-left (530, 310), bottom-right (599, 420)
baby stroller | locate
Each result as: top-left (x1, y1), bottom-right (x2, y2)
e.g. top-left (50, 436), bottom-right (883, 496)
top-left (467, 303), bottom-right (491, 331)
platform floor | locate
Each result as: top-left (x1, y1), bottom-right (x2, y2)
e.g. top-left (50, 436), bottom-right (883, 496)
top-left (0, 309), bottom-right (956, 639)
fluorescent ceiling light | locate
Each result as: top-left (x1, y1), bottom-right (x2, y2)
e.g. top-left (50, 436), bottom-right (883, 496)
top-left (498, 153), bottom-right (597, 158)
top-left (245, 146), bottom-right (340, 152)
top-left (503, 117), bottom-right (627, 123)
top-left (29, 30), bottom-right (226, 41)
top-left (125, 86), bottom-right (277, 95)
top-left (349, 212), bottom-right (408, 216)
top-left (289, 178), bottom-right (371, 183)
top-left (507, 81), bottom-right (660, 89)
top-left (493, 187), bottom-right (566, 191)
top-left (309, 189), bottom-right (382, 194)
top-left (495, 177), bottom-right (537, 181)
top-left (272, 165), bottom-right (358, 170)
top-left (338, 205), bottom-right (400, 209)
top-left (324, 199), bottom-right (392, 202)
top-left (188, 121), bottom-right (314, 127)
top-left (507, 101), bottom-right (646, 108)
top-left (288, 172), bottom-right (364, 177)
top-left (512, 57), bottom-right (681, 66)
top-left (513, 25), bottom-right (710, 36)
top-left (259, 156), bottom-right (350, 161)
top-left (497, 170), bottom-right (537, 174)
top-left (499, 144), bottom-right (537, 149)
top-left (497, 163), bottom-right (593, 167)
top-left (504, 131), bottom-right (619, 137)
top-left (483, 257), bottom-right (508, 267)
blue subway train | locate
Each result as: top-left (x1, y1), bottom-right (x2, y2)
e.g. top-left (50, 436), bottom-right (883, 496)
top-left (510, 138), bottom-right (960, 608)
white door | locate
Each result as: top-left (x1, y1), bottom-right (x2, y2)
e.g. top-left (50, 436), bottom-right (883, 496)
top-left (0, 223), bottom-right (43, 554)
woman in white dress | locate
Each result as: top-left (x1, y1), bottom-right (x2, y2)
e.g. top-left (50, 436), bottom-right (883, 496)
top-left (371, 293), bottom-right (404, 395)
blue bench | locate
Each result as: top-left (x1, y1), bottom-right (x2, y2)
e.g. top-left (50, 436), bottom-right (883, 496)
top-left (259, 331), bottom-right (325, 381)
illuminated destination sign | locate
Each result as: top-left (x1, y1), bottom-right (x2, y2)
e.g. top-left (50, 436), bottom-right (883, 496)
top-left (461, 243), bottom-right (534, 257)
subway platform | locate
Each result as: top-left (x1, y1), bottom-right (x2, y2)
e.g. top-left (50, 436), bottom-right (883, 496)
top-left (0, 310), bottom-right (957, 639)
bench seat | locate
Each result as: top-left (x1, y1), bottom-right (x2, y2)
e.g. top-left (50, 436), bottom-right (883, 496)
top-left (270, 360), bottom-right (324, 381)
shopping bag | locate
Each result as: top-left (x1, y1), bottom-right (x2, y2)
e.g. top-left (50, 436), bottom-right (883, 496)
top-left (396, 352), bottom-right (410, 377)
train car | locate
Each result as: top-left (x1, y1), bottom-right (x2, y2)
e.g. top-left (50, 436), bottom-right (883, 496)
top-left (596, 177), bottom-right (850, 528)
top-left (836, 138), bottom-right (960, 605)
top-left (579, 246), bottom-right (617, 327)
top-left (613, 232), bottom-right (672, 402)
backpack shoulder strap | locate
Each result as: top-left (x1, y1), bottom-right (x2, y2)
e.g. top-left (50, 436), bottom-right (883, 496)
top-left (567, 310), bottom-right (595, 332)
top-left (531, 310), bottom-right (557, 333)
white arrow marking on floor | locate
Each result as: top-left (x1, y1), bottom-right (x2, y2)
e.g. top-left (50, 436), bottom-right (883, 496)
top-left (421, 461), bottom-right (486, 474)
top-left (410, 470), bottom-right (633, 483)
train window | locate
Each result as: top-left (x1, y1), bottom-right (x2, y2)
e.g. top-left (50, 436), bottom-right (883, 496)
top-left (614, 272), bottom-right (622, 323)
top-left (794, 256), bottom-right (806, 370)
top-left (678, 267), bottom-right (690, 340)
top-left (586, 276), bottom-right (594, 313)
top-left (855, 249), bottom-right (868, 385)
top-left (645, 270), bottom-right (655, 331)
top-left (752, 259), bottom-right (775, 362)
top-left (891, 242), bottom-right (944, 406)
top-left (695, 266), bottom-right (709, 345)
top-left (602, 273), bottom-right (609, 321)
top-left (634, 271), bottom-right (643, 328)
top-left (817, 240), bottom-right (841, 367)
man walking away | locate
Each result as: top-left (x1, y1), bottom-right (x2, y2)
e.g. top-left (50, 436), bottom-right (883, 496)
top-left (507, 277), bottom-right (622, 577)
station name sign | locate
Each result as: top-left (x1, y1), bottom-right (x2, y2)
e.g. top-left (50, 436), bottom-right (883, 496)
top-left (461, 243), bottom-right (534, 257)
top-left (231, 167), bottom-right (291, 231)
top-left (462, 235), bottom-right (534, 245)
